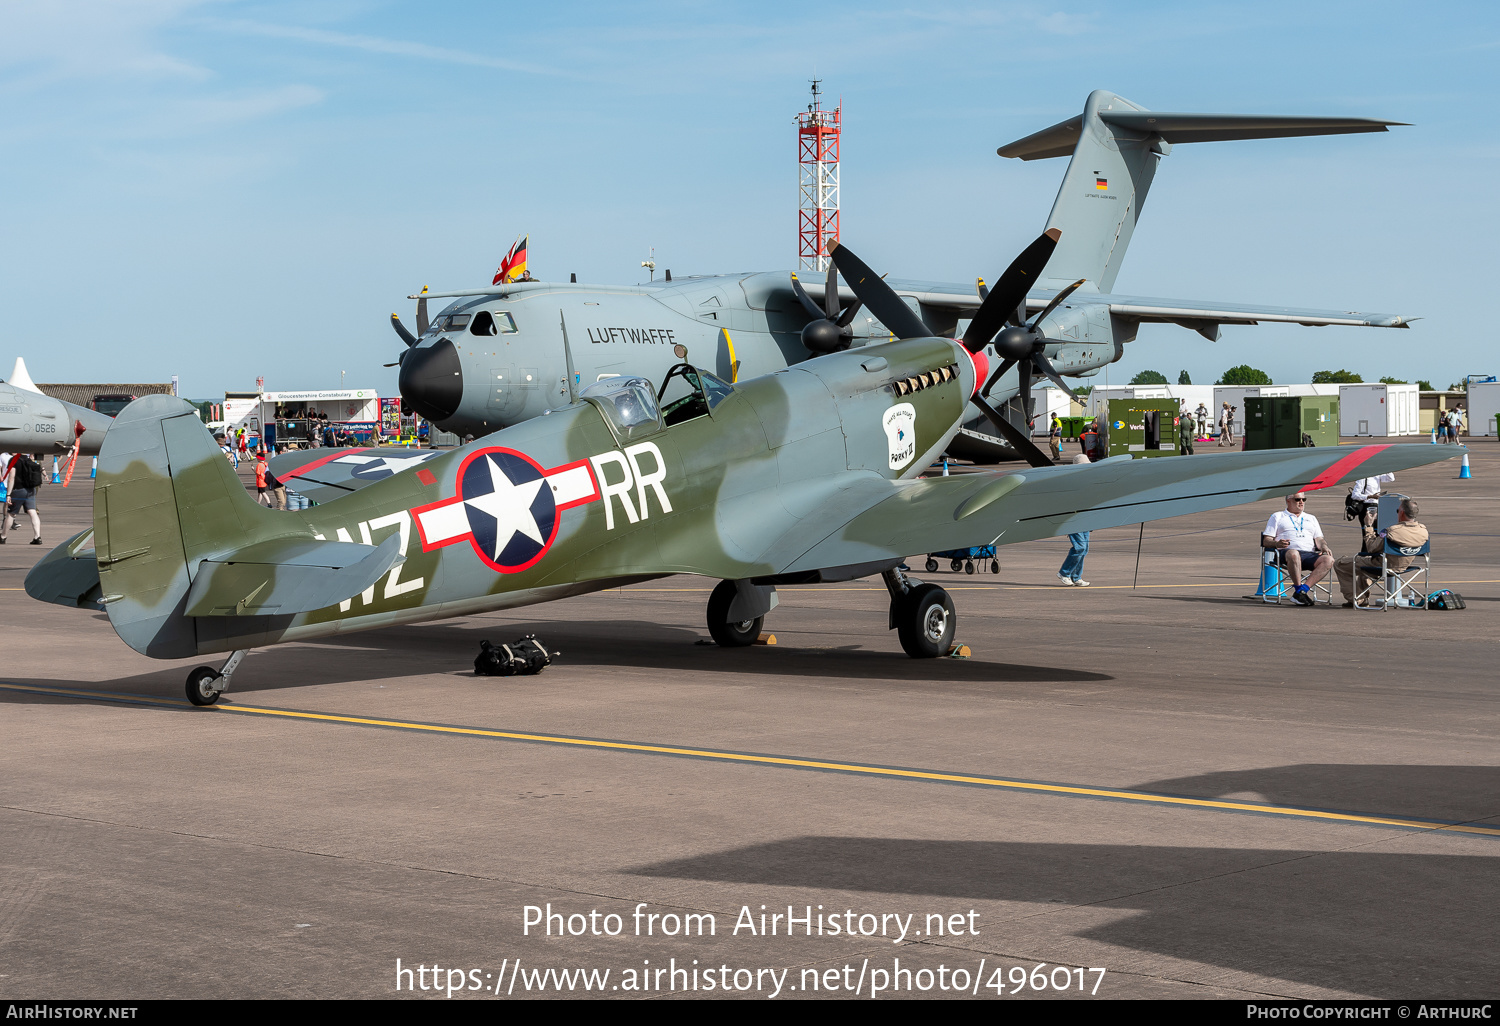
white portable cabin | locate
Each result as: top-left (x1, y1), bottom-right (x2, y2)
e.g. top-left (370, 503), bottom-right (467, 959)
top-left (1466, 380), bottom-right (1500, 436)
top-left (1213, 386), bottom-right (1290, 438)
top-left (1338, 383), bottom-right (1420, 437)
top-left (1086, 385), bottom-right (1215, 421)
top-left (1031, 386), bottom-right (1088, 434)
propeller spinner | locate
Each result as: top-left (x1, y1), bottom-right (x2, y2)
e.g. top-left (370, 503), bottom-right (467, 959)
top-left (790, 264), bottom-right (864, 354)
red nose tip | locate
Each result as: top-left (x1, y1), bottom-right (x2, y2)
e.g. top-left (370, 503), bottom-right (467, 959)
top-left (965, 348), bottom-right (989, 396)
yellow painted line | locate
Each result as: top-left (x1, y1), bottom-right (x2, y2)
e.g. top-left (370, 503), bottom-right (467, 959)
top-left (3, 681), bottom-right (1497, 839)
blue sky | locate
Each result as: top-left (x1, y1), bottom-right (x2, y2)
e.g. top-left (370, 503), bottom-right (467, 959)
top-left (2, 1), bottom-right (1496, 398)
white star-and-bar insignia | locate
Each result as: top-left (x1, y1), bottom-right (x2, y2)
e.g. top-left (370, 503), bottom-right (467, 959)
top-left (412, 450), bottom-right (600, 571)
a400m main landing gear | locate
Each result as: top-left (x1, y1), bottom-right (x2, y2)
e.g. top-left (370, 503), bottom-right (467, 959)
top-left (185, 649), bottom-right (247, 706)
top-left (883, 567), bottom-right (955, 658)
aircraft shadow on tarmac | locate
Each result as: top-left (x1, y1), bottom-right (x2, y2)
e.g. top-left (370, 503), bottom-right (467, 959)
top-left (627, 836), bottom-right (1498, 996)
top-left (1132, 764), bottom-right (1500, 826)
top-left (0, 618), bottom-right (1109, 703)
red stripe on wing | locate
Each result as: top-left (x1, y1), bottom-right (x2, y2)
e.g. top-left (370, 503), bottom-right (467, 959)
top-left (276, 447), bottom-right (371, 480)
top-left (1304, 444), bottom-right (1391, 492)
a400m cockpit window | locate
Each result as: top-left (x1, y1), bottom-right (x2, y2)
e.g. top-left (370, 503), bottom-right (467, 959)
top-left (580, 376), bottom-right (661, 443)
top-left (437, 313), bottom-right (471, 333)
top-left (469, 310), bottom-right (518, 336)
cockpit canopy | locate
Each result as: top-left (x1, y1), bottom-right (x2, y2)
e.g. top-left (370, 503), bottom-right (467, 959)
top-left (581, 364), bottom-right (735, 442)
top-left (580, 376), bottom-right (661, 443)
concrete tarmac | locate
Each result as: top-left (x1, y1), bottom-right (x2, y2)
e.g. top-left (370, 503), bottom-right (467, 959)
top-left (1, 441), bottom-right (1495, 1000)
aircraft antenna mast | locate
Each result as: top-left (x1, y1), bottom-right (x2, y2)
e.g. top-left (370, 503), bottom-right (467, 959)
top-left (797, 79), bottom-right (840, 273)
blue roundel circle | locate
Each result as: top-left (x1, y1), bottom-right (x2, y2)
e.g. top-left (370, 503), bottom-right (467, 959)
top-left (458, 449), bottom-right (558, 570)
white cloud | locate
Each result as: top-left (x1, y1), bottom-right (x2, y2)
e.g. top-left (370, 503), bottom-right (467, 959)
top-left (214, 19), bottom-right (566, 77)
top-left (0, 0), bottom-right (216, 85)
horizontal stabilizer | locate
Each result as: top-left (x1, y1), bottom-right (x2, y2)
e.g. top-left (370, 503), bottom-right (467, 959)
top-left (25, 530), bottom-right (103, 610)
top-left (184, 534), bottom-right (404, 617)
top-left (999, 111), bottom-right (1402, 161)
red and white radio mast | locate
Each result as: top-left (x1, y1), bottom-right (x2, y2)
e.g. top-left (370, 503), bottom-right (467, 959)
top-left (797, 80), bottom-right (840, 272)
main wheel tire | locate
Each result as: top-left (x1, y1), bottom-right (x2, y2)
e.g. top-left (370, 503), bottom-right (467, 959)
top-left (924, 557), bottom-right (939, 573)
top-left (185, 667), bottom-right (223, 706)
top-left (895, 583), bottom-right (956, 659)
top-left (706, 579), bottom-right (762, 648)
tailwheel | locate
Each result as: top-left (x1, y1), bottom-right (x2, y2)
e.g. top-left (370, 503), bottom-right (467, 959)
top-left (895, 583), bottom-right (956, 659)
top-left (185, 667), bottom-right (223, 706)
top-left (706, 579), bottom-right (762, 648)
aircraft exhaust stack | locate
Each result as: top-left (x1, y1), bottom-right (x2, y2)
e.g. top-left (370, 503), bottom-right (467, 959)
top-left (998, 90), bottom-right (1405, 294)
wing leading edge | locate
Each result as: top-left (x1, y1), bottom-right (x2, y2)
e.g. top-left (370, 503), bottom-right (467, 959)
top-left (777, 444), bottom-right (1461, 576)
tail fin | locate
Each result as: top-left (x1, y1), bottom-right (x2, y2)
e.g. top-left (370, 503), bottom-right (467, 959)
top-left (999, 89), bottom-right (1402, 293)
top-left (91, 395), bottom-right (399, 658)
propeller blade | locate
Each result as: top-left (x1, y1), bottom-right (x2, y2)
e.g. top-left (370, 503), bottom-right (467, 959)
top-left (789, 273), bottom-right (826, 320)
top-left (982, 357), bottom-right (1018, 396)
top-left (416, 288), bottom-right (430, 336)
top-left (391, 313), bottom-right (417, 347)
top-left (382, 361), bottom-right (400, 368)
top-left (826, 239), bottom-right (930, 341)
top-left (823, 263), bottom-right (841, 320)
top-left (962, 228), bottom-right (1060, 352)
top-left (1017, 361), bottom-right (1034, 422)
top-left (1026, 278), bottom-right (1087, 332)
top-left (970, 393), bottom-right (1055, 468)
top-left (1031, 353), bottom-right (1078, 400)
top-left (975, 277), bottom-right (989, 300)
top-left (835, 298), bottom-right (863, 328)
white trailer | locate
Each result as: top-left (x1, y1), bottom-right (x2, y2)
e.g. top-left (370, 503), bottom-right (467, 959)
top-left (1213, 386), bottom-right (1290, 439)
top-left (1466, 380), bottom-right (1500, 436)
top-left (1339, 383), bottom-right (1420, 436)
top-left (1030, 386), bottom-right (1085, 434)
top-left (1087, 385), bottom-right (1214, 420)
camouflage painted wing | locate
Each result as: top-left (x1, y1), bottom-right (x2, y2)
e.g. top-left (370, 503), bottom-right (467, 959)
top-left (775, 444), bottom-right (1461, 575)
top-left (268, 447), bottom-right (443, 503)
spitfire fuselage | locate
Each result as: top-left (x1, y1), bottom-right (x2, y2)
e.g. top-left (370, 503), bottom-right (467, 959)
top-left (92, 337), bottom-right (975, 659)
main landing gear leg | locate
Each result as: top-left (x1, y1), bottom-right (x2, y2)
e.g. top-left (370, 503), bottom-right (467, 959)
top-left (882, 567), bottom-right (956, 659)
top-left (185, 649), bottom-right (247, 706)
top-left (706, 580), bottom-right (778, 648)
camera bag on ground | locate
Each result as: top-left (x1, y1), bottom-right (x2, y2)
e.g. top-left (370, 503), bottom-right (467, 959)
top-left (474, 635), bottom-right (556, 676)
top-left (1426, 590), bottom-right (1466, 610)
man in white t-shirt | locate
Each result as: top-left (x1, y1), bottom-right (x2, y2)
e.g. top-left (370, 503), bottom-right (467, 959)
top-left (1262, 492), bottom-right (1334, 605)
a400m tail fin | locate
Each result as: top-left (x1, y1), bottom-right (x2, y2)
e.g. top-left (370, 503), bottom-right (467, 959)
top-left (998, 89), bottom-right (1403, 293)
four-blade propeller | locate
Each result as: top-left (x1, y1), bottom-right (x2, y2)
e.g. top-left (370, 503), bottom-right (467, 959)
top-left (828, 230), bottom-right (1064, 469)
top-left (790, 264), bottom-right (864, 354)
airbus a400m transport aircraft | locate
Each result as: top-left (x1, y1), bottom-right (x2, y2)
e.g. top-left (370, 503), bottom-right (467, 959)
top-left (27, 232), bottom-right (1457, 707)
top-left (395, 90), bottom-right (1410, 459)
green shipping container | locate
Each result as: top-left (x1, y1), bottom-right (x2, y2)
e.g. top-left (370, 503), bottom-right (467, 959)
top-left (1245, 396), bottom-right (1340, 450)
top-left (1105, 398), bottom-right (1182, 459)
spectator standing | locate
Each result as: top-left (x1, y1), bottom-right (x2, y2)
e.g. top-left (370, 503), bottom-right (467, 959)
top-left (1195, 402), bottom-right (1209, 437)
top-left (1048, 414), bottom-right (1063, 461)
top-left (1057, 454), bottom-right (1093, 585)
top-left (2, 452), bottom-right (44, 545)
top-left (1178, 412), bottom-right (1195, 455)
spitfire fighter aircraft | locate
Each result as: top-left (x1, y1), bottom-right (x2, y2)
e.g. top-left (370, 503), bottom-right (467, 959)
top-left (395, 90), bottom-right (1410, 460)
top-left (1, 358), bottom-right (113, 457)
top-left (28, 232), bottom-right (1457, 707)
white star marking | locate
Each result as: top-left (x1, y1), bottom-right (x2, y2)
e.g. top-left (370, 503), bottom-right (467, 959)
top-left (462, 455), bottom-right (547, 561)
